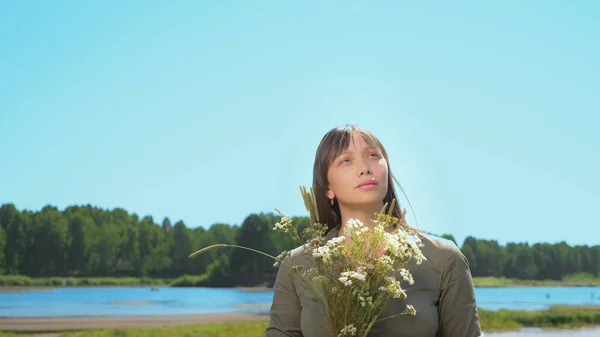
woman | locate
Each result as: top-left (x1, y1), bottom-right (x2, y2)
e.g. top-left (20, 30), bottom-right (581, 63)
top-left (266, 125), bottom-right (483, 337)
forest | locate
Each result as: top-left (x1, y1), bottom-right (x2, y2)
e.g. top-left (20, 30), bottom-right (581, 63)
top-left (1, 203), bottom-right (598, 286)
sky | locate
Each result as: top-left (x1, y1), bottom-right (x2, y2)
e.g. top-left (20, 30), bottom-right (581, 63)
top-left (1, 1), bottom-right (598, 247)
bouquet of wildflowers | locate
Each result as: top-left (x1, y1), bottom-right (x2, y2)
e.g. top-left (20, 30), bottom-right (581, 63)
top-left (190, 186), bottom-right (424, 337)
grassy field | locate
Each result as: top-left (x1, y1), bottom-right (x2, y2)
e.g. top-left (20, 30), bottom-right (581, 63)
top-left (478, 305), bottom-right (600, 330)
top-left (169, 274), bottom-right (208, 287)
top-left (0, 275), bottom-right (205, 288)
top-left (0, 275), bottom-right (170, 287)
top-left (0, 306), bottom-right (598, 337)
top-left (473, 275), bottom-right (600, 287)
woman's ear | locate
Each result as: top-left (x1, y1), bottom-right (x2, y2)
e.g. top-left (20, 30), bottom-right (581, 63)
top-left (326, 189), bottom-right (334, 200)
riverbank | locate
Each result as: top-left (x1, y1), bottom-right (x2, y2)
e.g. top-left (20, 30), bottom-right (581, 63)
top-left (0, 312), bottom-right (269, 333)
top-left (1, 306), bottom-right (599, 334)
top-left (0, 276), bottom-right (170, 288)
top-left (478, 306), bottom-right (600, 330)
top-left (0, 284), bottom-right (272, 294)
top-left (473, 277), bottom-right (600, 288)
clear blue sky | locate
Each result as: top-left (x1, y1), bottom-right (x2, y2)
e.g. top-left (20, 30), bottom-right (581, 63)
top-left (1, 1), bottom-right (598, 247)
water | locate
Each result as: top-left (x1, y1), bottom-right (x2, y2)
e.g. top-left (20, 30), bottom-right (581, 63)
top-left (0, 286), bottom-right (599, 318)
top-left (475, 286), bottom-right (600, 311)
top-left (0, 287), bottom-right (274, 317)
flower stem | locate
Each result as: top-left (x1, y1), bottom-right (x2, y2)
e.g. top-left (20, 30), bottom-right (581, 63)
top-left (360, 314), bottom-right (380, 337)
top-left (189, 244), bottom-right (278, 260)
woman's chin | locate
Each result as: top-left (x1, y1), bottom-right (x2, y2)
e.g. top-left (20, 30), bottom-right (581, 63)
top-left (348, 199), bottom-right (385, 209)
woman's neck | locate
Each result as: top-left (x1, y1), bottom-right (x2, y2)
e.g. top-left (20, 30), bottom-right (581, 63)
top-left (337, 203), bottom-right (383, 236)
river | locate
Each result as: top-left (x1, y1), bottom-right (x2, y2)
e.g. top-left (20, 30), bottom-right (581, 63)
top-left (1, 286), bottom-right (599, 317)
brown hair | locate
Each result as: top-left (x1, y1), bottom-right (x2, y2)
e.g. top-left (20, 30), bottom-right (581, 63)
top-left (312, 124), bottom-right (416, 233)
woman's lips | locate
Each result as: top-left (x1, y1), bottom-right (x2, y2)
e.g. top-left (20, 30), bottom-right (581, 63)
top-left (356, 180), bottom-right (378, 189)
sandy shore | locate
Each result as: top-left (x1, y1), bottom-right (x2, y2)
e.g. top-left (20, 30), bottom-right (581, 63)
top-left (0, 312), bottom-right (269, 333)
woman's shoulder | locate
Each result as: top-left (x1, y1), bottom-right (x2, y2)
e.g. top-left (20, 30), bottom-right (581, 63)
top-left (418, 233), bottom-right (461, 252)
top-left (416, 233), bottom-right (467, 269)
top-left (289, 244), bottom-right (307, 258)
top-left (283, 244), bottom-right (311, 268)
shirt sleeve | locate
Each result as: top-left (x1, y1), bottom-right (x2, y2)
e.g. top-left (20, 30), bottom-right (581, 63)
top-left (437, 242), bottom-right (484, 337)
top-left (265, 258), bottom-right (303, 337)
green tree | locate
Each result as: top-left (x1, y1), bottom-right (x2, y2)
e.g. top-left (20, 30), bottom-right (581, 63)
top-left (190, 227), bottom-right (214, 275)
top-left (0, 226), bottom-right (6, 274)
top-left (205, 254), bottom-right (233, 287)
top-left (93, 223), bottom-right (121, 273)
top-left (27, 206), bottom-right (69, 275)
top-left (461, 236), bottom-right (478, 274)
top-left (4, 201), bottom-right (599, 283)
top-left (504, 243), bottom-right (538, 279)
top-left (138, 216), bottom-right (155, 276)
top-left (461, 244), bottom-right (476, 273)
top-left (576, 246), bottom-right (592, 276)
top-left (474, 239), bottom-right (505, 277)
top-left (208, 223), bottom-right (237, 245)
top-left (532, 243), bottom-right (554, 280)
top-left (591, 246), bottom-right (600, 277)
top-left (229, 213), bottom-right (274, 277)
top-left (118, 226), bottom-right (139, 273)
top-left (138, 216), bottom-right (171, 275)
top-left (170, 221), bottom-right (193, 274)
top-left (66, 214), bottom-right (95, 274)
top-left (566, 247), bottom-right (582, 276)
top-left (0, 204), bottom-right (27, 274)
top-left (549, 242), bottom-right (570, 280)
top-left (0, 204), bottom-right (18, 232)
top-left (162, 217), bottom-right (172, 233)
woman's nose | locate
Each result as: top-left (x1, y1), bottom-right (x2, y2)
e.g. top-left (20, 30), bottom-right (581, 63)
top-left (358, 163), bottom-right (372, 176)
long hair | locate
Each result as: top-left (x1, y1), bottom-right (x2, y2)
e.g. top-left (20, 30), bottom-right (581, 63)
top-left (312, 124), bottom-right (416, 233)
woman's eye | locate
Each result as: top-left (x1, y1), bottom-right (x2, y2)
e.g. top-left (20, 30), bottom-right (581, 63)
top-left (369, 153), bottom-right (380, 158)
top-left (340, 158), bottom-right (351, 164)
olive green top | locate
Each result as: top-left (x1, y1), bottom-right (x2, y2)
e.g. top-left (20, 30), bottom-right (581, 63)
top-left (266, 227), bottom-right (483, 337)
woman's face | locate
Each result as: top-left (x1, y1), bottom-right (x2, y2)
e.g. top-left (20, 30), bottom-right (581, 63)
top-left (325, 135), bottom-right (389, 209)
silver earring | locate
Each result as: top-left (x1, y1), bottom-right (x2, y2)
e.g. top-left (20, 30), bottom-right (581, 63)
top-left (330, 198), bottom-right (334, 206)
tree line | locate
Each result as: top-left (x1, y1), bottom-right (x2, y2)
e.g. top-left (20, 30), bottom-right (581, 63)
top-left (0, 203), bottom-right (598, 286)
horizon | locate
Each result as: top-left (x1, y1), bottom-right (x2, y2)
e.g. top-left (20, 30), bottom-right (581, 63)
top-left (1, 1), bottom-right (598, 247)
